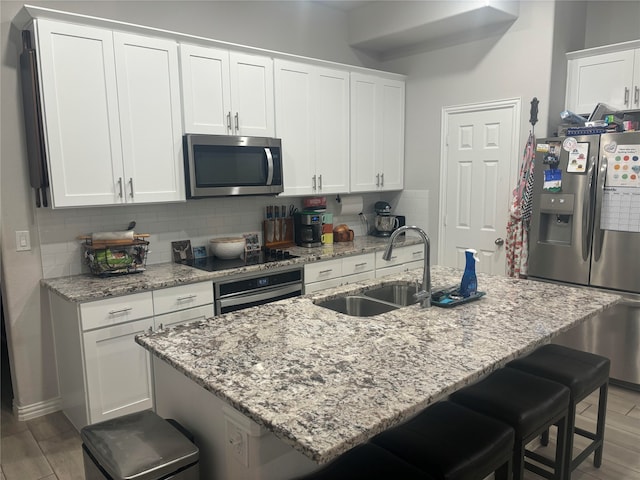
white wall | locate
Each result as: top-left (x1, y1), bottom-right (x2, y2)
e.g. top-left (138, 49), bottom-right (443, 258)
top-left (0, 0), bottom-right (374, 418)
top-left (584, 0), bottom-right (640, 49)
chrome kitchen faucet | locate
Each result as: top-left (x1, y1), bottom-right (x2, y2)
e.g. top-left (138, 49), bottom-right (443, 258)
top-left (382, 226), bottom-right (431, 308)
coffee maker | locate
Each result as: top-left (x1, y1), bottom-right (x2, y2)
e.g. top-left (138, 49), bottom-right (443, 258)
top-left (372, 201), bottom-right (405, 237)
top-left (294, 212), bottom-right (322, 247)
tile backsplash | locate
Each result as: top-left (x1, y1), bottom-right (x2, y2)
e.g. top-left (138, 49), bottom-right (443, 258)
top-left (36, 191), bottom-right (427, 279)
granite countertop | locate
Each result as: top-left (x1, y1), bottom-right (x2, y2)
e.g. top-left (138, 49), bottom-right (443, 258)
top-left (42, 236), bottom-right (417, 302)
top-left (135, 266), bottom-right (621, 464)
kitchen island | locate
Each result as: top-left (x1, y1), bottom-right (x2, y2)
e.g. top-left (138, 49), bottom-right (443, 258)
top-left (136, 265), bottom-right (621, 480)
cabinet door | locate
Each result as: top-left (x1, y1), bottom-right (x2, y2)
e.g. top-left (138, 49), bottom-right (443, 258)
top-left (114, 32), bottom-right (185, 204)
top-left (315, 67), bottom-right (350, 193)
top-left (633, 50), bottom-right (640, 110)
top-left (275, 60), bottom-right (315, 195)
top-left (180, 44), bottom-right (232, 134)
top-left (36, 19), bottom-right (123, 207)
top-left (350, 73), bottom-right (379, 192)
top-left (566, 50), bottom-right (635, 114)
top-left (379, 79), bottom-right (405, 191)
top-left (229, 52), bottom-right (275, 137)
top-left (83, 318), bottom-right (153, 424)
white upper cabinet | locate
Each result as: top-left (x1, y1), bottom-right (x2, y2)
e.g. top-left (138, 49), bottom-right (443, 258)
top-left (275, 59), bottom-right (349, 196)
top-left (114, 33), bottom-right (184, 204)
top-left (180, 44), bottom-right (275, 137)
top-left (566, 47), bottom-right (640, 114)
top-left (350, 73), bottom-right (405, 192)
top-left (35, 19), bottom-right (184, 207)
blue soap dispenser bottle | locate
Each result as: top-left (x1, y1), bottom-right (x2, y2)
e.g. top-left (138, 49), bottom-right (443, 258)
top-left (459, 249), bottom-right (479, 298)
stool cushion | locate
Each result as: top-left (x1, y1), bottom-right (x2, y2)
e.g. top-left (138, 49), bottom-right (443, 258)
top-left (450, 369), bottom-right (570, 439)
top-left (507, 344), bottom-right (610, 401)
top-left (371, 401), bottom-right (514, 480)
top-left (297, 443), bottom-right (428, 480)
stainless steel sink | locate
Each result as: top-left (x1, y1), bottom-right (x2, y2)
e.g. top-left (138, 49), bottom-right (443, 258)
top-left (316, 295), bottom-right (399, 317)
top-left (363, 283), bottom-right (420, 307)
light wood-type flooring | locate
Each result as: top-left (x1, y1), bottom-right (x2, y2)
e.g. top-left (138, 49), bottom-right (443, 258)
top-left (1, 383), bottom-right (639, 479)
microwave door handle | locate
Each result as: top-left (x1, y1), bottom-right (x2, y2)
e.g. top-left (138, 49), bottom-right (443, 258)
top-left (592, 155), bottom-right (607, 262)
top-left (265, 148), bottom-right (274, 185)
top-left (582, 154), bottom-right (596, 261)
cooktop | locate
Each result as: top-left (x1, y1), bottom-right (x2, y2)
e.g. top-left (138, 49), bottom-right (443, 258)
top-left (184, 249), bottom-right (299, 272)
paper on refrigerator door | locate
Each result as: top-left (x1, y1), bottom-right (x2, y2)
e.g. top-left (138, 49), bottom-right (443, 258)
top-left (600, 187), bottom-right (640, 232)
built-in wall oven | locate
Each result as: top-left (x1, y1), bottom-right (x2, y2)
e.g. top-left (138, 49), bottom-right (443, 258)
top-left (214, 267), bottom-right (303, 314)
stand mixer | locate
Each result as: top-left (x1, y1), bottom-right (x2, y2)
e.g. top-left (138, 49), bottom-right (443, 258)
top-left (372, 201), bottom-right (401, 237)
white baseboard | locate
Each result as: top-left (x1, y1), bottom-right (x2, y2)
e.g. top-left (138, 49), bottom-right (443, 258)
top-left (14, 396), bottom-right (62, 422)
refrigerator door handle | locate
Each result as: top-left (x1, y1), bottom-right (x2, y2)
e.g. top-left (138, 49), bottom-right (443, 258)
top-left (582, 154), bottom-right (597, 261)
top-left (592, 155), bottom-right (608, 262)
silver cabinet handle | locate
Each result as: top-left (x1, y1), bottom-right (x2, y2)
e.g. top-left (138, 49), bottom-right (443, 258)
top-left (354, 262), bottom-right (368, 267)
top-left (234, 112), bottom-right (239, 132)
top-left (495, 238), bottom-right (504, 246)
top-left (412, 250), bottom-right (422, 256)
top-left (108, 307), bottom-right (132, 315)
top-left (226, 112), bottom-right (232, 132)
top-left (635, 86), bottom-right (639, 106)
top-left (176, 294), bottom-right (197, 301)
top-left (625, 87), bottom-right (630, 106)
top-left (318, 269), bottom-right (333, 274)
top-left (129, 178), bottom-right (134, 198)
top-left (318, 174), bottom-right (322, 190)
top-left (117, 177), bottom-right (123, 198)
top-left (265, 148), bottom-right (274, 186)
top-left (312, 175), bottom-right (317, 191)
top-left (376, 173), bottom-right (380, 187)
top-left (380, 173), bottom-right (384, 187)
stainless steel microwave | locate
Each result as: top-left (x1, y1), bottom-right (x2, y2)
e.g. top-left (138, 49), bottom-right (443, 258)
top-left (184, 134), bottom-right (283, 197)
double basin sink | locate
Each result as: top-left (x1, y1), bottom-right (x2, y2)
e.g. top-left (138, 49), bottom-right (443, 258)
top-left (316, 282), bottom-right (419, 317)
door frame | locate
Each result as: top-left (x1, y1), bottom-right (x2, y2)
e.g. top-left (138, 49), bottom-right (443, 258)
top-left (438, 97), bottom-right (521, 269)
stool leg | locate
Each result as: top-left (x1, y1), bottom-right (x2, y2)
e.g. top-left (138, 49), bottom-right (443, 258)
top-left (514, 441), bottom-right (525, 480)
top-left (495, 457), bottom-right (512, 480)
top-left (541, 428), bottom-right (550, 446)
top-left (561, 402), bottom-right (575, 480)
top-left (594, 382), bottom-right (608, 468)
top-left (555, 414), bottom-right (568, 480)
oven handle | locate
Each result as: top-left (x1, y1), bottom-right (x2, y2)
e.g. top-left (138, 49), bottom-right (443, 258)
top-left (217, 283), bottom-right (301, 309)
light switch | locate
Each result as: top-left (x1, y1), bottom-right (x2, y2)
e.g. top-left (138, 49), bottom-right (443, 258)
top-left (16, 230), bottom-right (31, 251)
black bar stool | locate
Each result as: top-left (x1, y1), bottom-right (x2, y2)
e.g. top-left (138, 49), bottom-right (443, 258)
top-left (295, 443), bottom-right (426, 479)
top-left (506, 343), bottom-right (610, 480)
top-left (450, 368), bottom-right (570, 480)
top-left (370, 401), bottom-right (515, 480)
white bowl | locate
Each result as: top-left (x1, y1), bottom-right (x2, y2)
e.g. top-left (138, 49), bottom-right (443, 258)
top-left (210, 237), bottom-right (245, 259)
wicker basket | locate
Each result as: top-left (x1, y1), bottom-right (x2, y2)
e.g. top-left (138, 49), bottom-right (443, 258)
top-left (80, 235), bottom-right (149, 276)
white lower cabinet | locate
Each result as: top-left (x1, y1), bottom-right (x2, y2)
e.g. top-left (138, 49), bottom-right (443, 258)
top-left (50, 281), bottom-right (213, 430)
top-left (304, 253), bottom-right (376, 293)
top-left (375, 245), bottom-right (424, 278)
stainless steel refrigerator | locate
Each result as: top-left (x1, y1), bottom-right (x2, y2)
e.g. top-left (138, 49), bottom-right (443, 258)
top-left (528, 131), bottom-right (640, 390)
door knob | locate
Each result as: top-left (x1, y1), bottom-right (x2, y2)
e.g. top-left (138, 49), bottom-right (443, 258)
top-left (495, 238), bottom-right (504, 246)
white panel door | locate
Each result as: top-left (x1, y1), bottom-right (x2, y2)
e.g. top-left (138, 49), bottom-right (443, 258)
top-left (441, 104), bottom-right (517, 275)
top-left (350, 74), bottom-right (378, 192)
top-left (83, 318), bottom-right (154, 424)
top-left (566, 50), bottom-right (635, 114)
top-left (274, 60), bottom-right (315, 195)
top-left (36, 19), bottom-right (123, 207)
top-left (229, 52), bottom-right (275, 137)
top-left (180, 44), bottom-right (232, 134)
top-left (314, 67), bottom-right (350, 193)
top-left (114, 32), bottom-right (185, 203)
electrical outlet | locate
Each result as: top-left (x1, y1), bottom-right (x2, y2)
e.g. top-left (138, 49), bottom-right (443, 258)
top-left (225, 419), bottom-right (249, 467)
top-left (16, 231), bottom-right (31, 251)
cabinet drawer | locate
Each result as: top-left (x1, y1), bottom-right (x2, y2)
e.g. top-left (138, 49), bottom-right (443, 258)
top-left (155, 304), bottom-right (214, 330)
top-left (80, 292), bottom-right (153, 331)
top-left (304, 258), bottom-right (343, 283)
top-left (304, 277), bottom-right (344, 294)
top-left (153, 282), bottom-right (213, 315)
top-left (342, 253), bottom-right (375, 275)
top-left (375, 245), bottom-right (424, 268)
